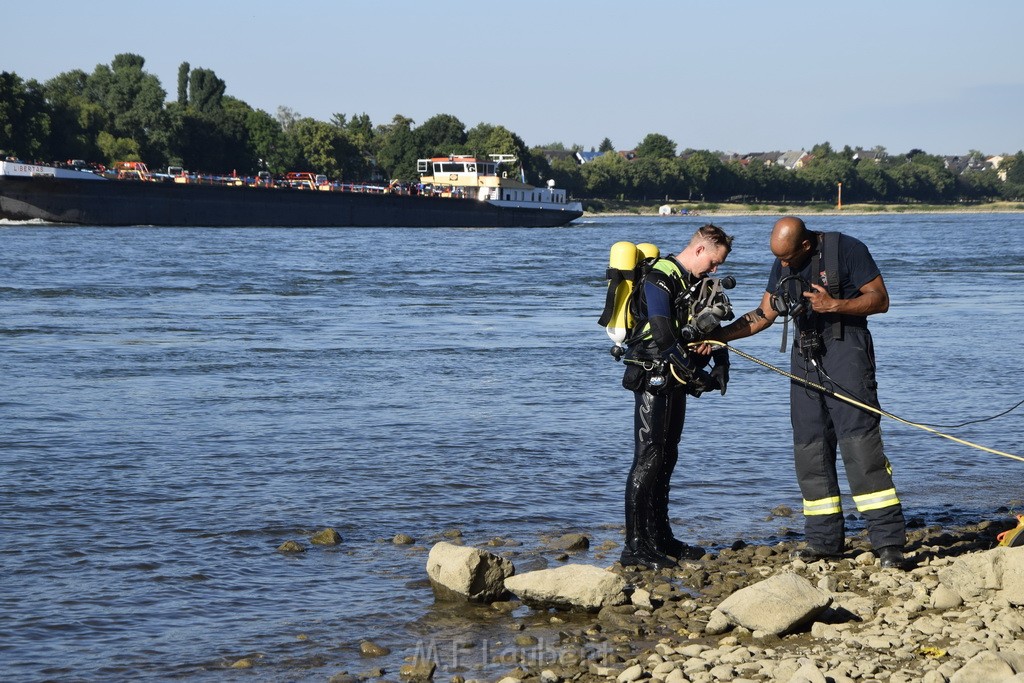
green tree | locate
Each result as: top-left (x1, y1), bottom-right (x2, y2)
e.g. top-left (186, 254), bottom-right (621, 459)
top-left (96, 130), bottom-right (140, 161)
top-left (736, 160), bottom-right (790, 202)
top-left (1001, 152), bottom-right (1024, 200)
top-left (957, 166), bottom-right (1001, 201)
top-left (245, 107), bottom-right (289, 174)
top-left (580, 151), bottom-right (629, 198)
top-left (218, 96), bottom-right (259, 173)
top-left (679, 151), bottom-right (731, 200)
top-left (626, 156), bottom-right (672, 199)
top-left (634, 133), bottom-right (676, 160)
top-left (856, 162), bottom-right (893, 202)
top-left (415, 114), bottom-right (466, 157)
top-left (796, 154), bottom-right (856, 202)
top-left (598, 137), bottom-right (615, 153)
top-left (188, 67), bottom-right (226, 115)
top-left (177, 62), bottom-right (189, 107)
top-left (886, 155), bottom-right (956, 201)
top-left (43, 69), bottom-right (104, 161)
top-left (85, 54), bottom-right (167, 164)
top-left (276, 106), bottom-right (301, 132)
top-left (374, 114), bottom-right (418, 181)
top-left (809, 141), bottom-right (836, 159)
top-left (548, 154), bottom-right (584, 197)
top-left (0, 71), bottom-right (51, 159)
top-left (289, 117), bottom-right (361, 179)
top-left (1003, 152), bottom-right (1024, 185)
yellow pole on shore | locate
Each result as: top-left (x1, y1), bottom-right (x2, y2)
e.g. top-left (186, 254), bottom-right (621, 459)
top-left (837, 182), bottom-right (843, 210)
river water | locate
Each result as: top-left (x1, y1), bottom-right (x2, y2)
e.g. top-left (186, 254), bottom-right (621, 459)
top-left (2, 213), bottom-right (1022, 681)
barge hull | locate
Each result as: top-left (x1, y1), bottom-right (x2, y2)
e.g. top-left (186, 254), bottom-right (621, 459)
top-left (0, 176), bottom-right (583, 228)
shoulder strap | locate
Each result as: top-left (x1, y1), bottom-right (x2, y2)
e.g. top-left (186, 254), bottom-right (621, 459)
top-left (818, 232), bottom-right (843, 340)
top-left (623, 257), bottom-right (681, 346)
top-left (598, 266), bottom-right (627, 327)
top-left (820, 232), bottom-right (841, 299)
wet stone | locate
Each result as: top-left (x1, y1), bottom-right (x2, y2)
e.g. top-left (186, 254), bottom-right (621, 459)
top-left (400, 658), bottom-right (437, 680)
top-left (360, 640), bottom-right (391, 657)
top-left (277, 540), bottom-right (305, 553)
top-left (310, 528), bottom-right (342, 545)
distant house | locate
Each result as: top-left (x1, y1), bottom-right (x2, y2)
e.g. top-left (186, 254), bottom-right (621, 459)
top-left (987, 156), bottom-right (1008, 181)
top-left (851, 148), bottom-right (886, 163)
top-left (575, 151), bottom-right (606, 164)
top-left (943, 154), bottom-right (988, 174)
top-left (537, 149), bottom-right (577, 165)
top-left (776, 150), bottom-right (811, 170)
top-left (740, 152), bottom-right (782, 167)
top-left (617, 149), bottom-right (637, 161)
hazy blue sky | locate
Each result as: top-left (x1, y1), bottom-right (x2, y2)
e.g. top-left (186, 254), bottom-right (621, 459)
top-left (5, 1), bottom-right (1022, 156)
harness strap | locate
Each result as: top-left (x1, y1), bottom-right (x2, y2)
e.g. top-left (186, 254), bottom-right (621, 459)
top-left (598, 268), bottom-right (629, 327)
top-left (818, 232), bottom-right (843, 340)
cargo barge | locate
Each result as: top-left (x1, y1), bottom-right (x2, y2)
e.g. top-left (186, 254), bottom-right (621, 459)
top-left (0, 156), bottom-right (584, 228)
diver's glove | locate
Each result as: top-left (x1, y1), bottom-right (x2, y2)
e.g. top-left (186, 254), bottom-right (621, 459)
top-left (710, 349), bottom-right (730, 395)
top-left (710, 361), bottom-right (729, 395)
top-left (665, 343), bottom-right (719, 397)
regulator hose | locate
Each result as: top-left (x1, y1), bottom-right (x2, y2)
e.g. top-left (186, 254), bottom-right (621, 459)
top-left (698, 340), bottom-right (1024, 463)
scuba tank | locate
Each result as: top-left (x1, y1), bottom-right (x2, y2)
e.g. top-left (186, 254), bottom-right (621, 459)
top-left (599, 241), bottom-right (660, 352)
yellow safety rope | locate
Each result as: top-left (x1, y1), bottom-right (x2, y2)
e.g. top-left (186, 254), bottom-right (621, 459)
top-left (698, 340), bottom-right (1024, 463)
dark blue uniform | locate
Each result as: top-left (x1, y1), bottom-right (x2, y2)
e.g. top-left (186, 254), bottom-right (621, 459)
top-left (767, 233), bottom-right (906, 553)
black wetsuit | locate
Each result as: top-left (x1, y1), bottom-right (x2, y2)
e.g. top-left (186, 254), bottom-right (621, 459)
top-left (620, 257), bottom-right (725, 567)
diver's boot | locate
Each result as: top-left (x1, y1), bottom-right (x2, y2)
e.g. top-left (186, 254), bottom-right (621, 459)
top-left (621, 496), bottom-right (676, 569)
top-left (660, 538), bottom-right (706, 561)
top-left (619, 540), bottom-right (676, 570)
top-left (647, 482), bottom-right (704, 561)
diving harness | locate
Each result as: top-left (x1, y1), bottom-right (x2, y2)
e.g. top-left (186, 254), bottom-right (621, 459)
top-left (618, 268), bottom-right (736, 396)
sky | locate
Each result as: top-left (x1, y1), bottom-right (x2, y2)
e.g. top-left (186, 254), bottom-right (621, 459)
top-left (4, 1), bottom-right (1023, 156)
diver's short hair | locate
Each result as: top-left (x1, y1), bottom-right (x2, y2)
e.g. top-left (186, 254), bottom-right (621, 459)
top-left (693, 223), bottom-right (734, 255)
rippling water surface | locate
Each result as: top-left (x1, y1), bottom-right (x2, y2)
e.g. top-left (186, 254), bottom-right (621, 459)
top-left (2, 214), bottom-right (1023, 680)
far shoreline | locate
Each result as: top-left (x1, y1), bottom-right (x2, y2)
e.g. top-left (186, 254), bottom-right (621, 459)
top-left (582, 199), bottom-right (1024, 218)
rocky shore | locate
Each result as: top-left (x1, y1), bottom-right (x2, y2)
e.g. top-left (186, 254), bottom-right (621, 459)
top-left (347, 516), bottom-right (1024, 683)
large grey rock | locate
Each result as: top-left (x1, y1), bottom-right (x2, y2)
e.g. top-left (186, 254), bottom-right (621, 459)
top-left (949, 651), bottom-right (1017, 683)
top-left (504, 564), bottom-right (627, 611)
top-left (715, 571), bottom-right (832, 635)
top-left (787, 659), bottom-right (828, 683)
top-left (938, 546), bottom-right (1024, 605)
top-left (425, 541), bottom-right (514, 602)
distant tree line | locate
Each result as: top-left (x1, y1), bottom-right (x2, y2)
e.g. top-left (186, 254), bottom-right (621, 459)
top-left (2, 54), bottom-right (1023, 203)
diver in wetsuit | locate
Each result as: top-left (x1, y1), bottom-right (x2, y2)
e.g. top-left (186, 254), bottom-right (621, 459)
top-left (619, 224), bottom-right (734, 569)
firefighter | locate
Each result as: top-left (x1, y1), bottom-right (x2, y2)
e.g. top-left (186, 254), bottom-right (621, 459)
top-left (711, 216), bottom-right (906, 569)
